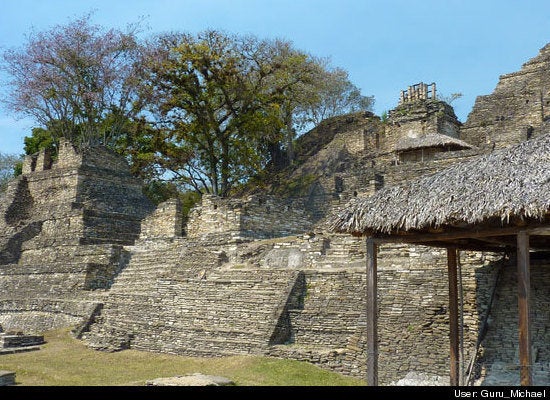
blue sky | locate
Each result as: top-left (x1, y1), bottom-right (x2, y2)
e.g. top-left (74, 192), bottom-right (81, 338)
top-left (1, 0), bottom-right (550, 155)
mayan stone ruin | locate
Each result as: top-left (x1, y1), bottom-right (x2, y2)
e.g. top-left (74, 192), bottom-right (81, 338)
top-left (1, 44), bottom-right (550, 386)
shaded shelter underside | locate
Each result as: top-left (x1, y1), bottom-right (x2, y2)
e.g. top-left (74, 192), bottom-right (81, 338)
top-left (358, 216), bottom-right (550, 252)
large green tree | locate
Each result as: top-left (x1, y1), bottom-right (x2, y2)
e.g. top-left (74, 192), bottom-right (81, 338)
top-left (141, 31), bottom-right (310, 196)
top-left (140, 30), bottom-right (373, 196)
top-left (4, 17), bottom-right (374, 199)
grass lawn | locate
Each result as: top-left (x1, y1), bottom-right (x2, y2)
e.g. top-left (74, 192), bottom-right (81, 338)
top-left (0, 327), bottom-right (366, 387)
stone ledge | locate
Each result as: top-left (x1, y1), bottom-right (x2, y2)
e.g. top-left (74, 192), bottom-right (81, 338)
top-left (0, 370), bottom-right (16, 386)
top-left (0, 346), bottom-right (41, 355)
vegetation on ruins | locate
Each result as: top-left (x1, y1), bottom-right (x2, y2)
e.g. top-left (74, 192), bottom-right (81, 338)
top-left (0, 13), bottom-right (373, 199)
top-left (0, 152), bottom-right (21, 193)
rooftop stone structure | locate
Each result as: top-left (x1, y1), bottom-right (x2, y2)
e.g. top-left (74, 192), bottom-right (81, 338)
top-left (461, 43), bottom-right (550, 150)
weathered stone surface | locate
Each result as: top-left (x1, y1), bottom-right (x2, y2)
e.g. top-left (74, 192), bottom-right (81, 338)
top-left (0, 370), bottom-right (16, 386)
top-left (0, 140), bottom-right (154, 333)
top-left (186, 194), bottom-right (313, 239)
top-left (146, 373), bottom-right (234, 386)
top-left (389, 371), bottom-right (450, 386)
top-left (0, 333), bottom-right (44, 348)
top-left (462, 43), bottom-right (550, 150)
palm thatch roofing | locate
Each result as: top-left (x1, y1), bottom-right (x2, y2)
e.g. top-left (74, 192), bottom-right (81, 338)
top-left (329, 132), bottom-right (550, 250)
top-left (394, 133), bottom-right (473, 152)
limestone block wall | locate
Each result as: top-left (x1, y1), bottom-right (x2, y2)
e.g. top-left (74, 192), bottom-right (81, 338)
top-left (140, 198), bottom-right (183, 240)
top-left (478, 260), bottom-right (550, 386)
top-left (186, 195), bottom-right (241, 238)
top-left (373, 245), bottom-right (498, 384)
top-left (186, 194), bottom-right (313, 239)
top-left (0, 244), bottom-right (124, 296)
top-left (303, 168), bottom-right (379, 223)
top-left (0, 299), bottom-right (101, 334)
top-left (0, 334), bottom-right (44, 347)
top-left (287, 270), bottom-right (365, 348)
top-left (83, 238), bottom-right (301, 356)
top-left (461, 43), bottom-right (550, 150)
top-left (23, 168), bottom-right (80, 222)
top-left (383, 100), bottom-right (461, 152)
top-left (240, 194), bottom-right (312, 238)
top-left (0, 141), bottom-right (153, 334)
top-left (266, 242), bottom-right (500, 384)
top-left (1, 141), bottom-right (154, 257)
top-left (74, 148), bottom-right (154, 245)
top-left (381, 148), bottom-right (481, 186)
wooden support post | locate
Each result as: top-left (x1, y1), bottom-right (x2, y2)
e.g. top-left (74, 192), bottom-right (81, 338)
top-left (517, 231), bottom-right (533, 386)
top-left (447, 247), bottom-right (460, 386)
top-left (366, 237), bottom-right (378, 386)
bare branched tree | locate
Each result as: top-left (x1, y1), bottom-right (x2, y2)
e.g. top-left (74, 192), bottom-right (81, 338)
top-left (1, 13), bottom-right (146, 147)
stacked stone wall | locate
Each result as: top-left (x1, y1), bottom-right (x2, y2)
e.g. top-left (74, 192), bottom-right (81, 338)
top-left (186, 195), bottom-right (241, 238)
top-left (83, 238), bottom-right (300, 356)
top-left (479, 260), bottom-right (550, 385)
top-left (0, 299), bottom-right (101, 334)
top-left (266, 243), bottom-right (501, 383)
top-left (186, 194), bottom-right (313, 239)
top-left (381, 148), bottom-right (481, 186)
top-left (461, 43), bottom-right (550, 150)
top-left (0, 142), bottom-right (153, 335)
top-left (140, 199), bottom-right (183, 240)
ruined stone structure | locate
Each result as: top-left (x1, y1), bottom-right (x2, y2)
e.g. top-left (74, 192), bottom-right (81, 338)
top-left (0, 140), bottom-right (154, 333)
top-left (0, 370), bottom-right (16, 386)
top-left (461, 43), bottom-right (550, 151)
top-left (399, 82), bottom-right (437, 104)
top-left (186, 194), bottom-right (313, 239)
top-left (2, 45), bottom-right (550, 386)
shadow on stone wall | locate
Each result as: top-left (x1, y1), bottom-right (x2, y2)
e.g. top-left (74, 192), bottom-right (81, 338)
top-left (4, 177), bottom-right (34, 227)
top-left (469, 254), bottom-right (509, 385)
top-left (268, 271), bottom-right (306, 345)
top-left (0, 221), bottom-right (43, 265)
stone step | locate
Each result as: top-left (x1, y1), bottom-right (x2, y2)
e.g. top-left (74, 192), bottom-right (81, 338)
top-left (0, 346), bottom-right (41, 356)
top-left (96, 316), bottom-right (269, 336)
top-left (0, 370), bottom-right (16, 386)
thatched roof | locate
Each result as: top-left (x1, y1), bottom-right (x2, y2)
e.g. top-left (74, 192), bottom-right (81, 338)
top-left (395, 133), bottom-right (473, 152)
top-left (330, 133), bottom-right (550, 235)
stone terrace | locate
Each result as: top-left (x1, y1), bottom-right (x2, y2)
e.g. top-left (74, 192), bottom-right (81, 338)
top-left (83, 238), bottom-right (302, 355)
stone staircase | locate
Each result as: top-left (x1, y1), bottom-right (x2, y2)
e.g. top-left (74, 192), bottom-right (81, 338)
top-left (83, 240), bottom-right (302, 357)
top-left (267, 270), bottom-right (366, 377)
top-left (0, 331), bottom-right (44, 355)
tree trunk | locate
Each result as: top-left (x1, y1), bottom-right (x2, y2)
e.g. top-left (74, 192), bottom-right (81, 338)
top-left (221, 138), bottom-right (230, 197)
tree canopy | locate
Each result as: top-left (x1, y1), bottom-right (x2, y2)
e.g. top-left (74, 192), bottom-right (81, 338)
top-left (1, 15), bottom-right (374, 198)
top-left (1, 14), bottom-right (145, 148)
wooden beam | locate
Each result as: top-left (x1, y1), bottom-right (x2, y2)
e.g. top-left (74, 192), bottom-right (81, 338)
top-left (527, 227), bottom-right (550, 236)
top-left (517, 231), bottom-right (533, 386)
top-left (409, 240), bottom-right (506, 253)
top-left (447, 248), bottom-right (460, 386)
top-left (366, 237), bottom-right (378, 386)
top-left (372, 223), bottom-right (550, 244)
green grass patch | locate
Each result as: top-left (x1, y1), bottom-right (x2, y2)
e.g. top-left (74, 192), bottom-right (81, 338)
top-left (0, 327), bottom-right (365, 386)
